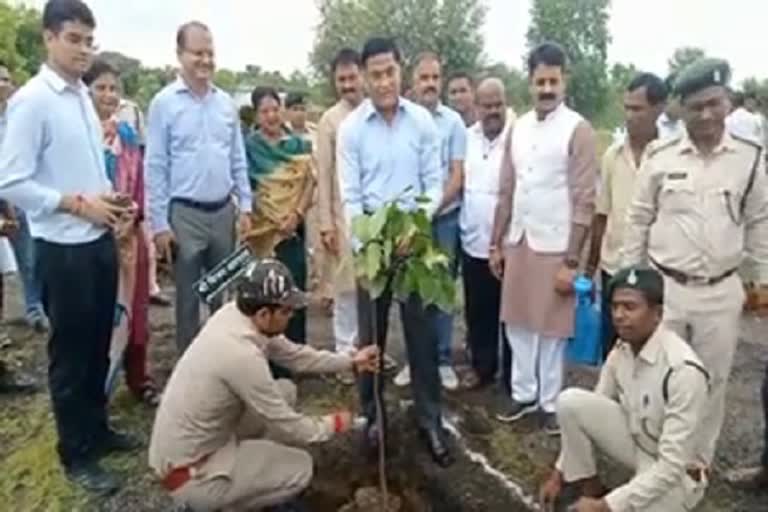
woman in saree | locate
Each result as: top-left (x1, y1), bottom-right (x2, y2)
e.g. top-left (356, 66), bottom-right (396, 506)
top-left (84, 60), bottom-right (158, 405)
top-left (245, 87), bottom-right (315, 350)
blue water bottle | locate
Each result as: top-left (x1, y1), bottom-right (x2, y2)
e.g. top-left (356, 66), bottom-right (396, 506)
top-left (566, 275), bottom-right (602, 366)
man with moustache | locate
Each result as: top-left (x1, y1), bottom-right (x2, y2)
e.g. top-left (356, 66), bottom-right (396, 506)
top-left (402, 52), bottom-right (466, 391)
top-left (490, 42), bottom-right (598, 434)
top-left (338, 37), bottom-right (453, 466)
top-left (314, 48), bottom-right (365, 386)
top-left (447, 71), bottom-right (477, 127)
top-left (622, 58), bottom-right (768, 473)
top-left (0, 0), bottom-right (138, 493)
top-left (145, 21), bottom-right (253, 354)
top-left (586, 73), bottom-right (667, 357)
top-left (459, 78), bottom-right (513, 391)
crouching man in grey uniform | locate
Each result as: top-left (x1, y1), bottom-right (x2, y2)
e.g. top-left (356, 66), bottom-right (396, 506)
top-left (539, 266), bottom-right (710, 512)
top-left (149, 259), bottom-right (379, 511)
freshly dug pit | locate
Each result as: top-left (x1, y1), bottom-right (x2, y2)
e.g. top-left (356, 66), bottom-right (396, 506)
top-left (302, 394), bottom-right (532, 512)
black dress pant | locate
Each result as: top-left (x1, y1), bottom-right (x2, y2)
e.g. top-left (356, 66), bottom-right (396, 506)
top-left (356, 284), bottom-right (441, 431)
top-left (37, 233), bottom-right (118, 467)
top-left (461, 251), bottom-right (511, 393)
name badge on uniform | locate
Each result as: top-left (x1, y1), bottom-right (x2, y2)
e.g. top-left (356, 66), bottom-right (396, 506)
top-left (666, 172), bottom-right (688, 180)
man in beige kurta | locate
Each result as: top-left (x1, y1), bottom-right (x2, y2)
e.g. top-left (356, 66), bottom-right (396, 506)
top-left (489, 43), bottom-right (597, 434)
top-left (149, 259), bottom-right (378, 511)
top-left (314, 49), bottom-right (365, 366)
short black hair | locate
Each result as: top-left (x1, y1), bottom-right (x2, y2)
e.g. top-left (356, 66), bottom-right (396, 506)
top-left (413, 51), bottom-right (441, 70)
top-left (527, 42), bottom-right (566, 76)
top-left (745, 91), bottom-right (758, 102)
top-left (731, 91), bottom-right (745, 108)
top-left (447, 71), bottom-right (474, 87)
top-left (251, 86), bottom-right (281, 110)
top-left (43, 0), bottom-right (96, 32)
top-left (0, 59), bottom-right (8, 70)
top-left (236, 297), bottom-right (281, 317)
top-left (361, 37), bottom-right (401, 67)
top-left (176, 21), bottom-right (209, 50)
top-left (284, 92), bottom-right (306, 109)
top-left (627, 72), bottom-right (668, 106)
top-left (82, 59), bottom-right (118, 86)
top-left (331, 48), bottom-right (361, 74)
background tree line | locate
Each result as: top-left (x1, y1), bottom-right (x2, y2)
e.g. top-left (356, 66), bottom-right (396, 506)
top-left (2, 0), bottom-right (768, 128)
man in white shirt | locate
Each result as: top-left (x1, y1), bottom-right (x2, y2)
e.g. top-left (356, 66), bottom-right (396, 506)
top-left (459, 78), bottom-right (512, 391)
top-left (726, 91), bottom-right (764, 145)
top-left (0, 0), bottom-right (138, 494)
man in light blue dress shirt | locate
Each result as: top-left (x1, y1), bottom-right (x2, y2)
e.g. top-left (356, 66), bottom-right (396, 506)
top-left (0, 0), bottom-right (139, 494)
top-left (145, 22), bottom-right (253, 353)
top-left (338, 37), bottom-right (453, 467)
top-left (406, 51), bottom-right (467, 392)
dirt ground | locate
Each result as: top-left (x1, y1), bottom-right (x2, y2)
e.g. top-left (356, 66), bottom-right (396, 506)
top-left (1, 274), bottom-right (767, 511)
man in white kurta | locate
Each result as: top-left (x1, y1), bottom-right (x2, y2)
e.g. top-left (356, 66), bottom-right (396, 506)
top-left (490, 43), bottom-right (597, 434)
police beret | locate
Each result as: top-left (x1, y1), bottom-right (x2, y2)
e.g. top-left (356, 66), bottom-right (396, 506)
top-left (608, 266), bottom-right (664, 305)
top-left (674, 58), bottom-right (731, 99)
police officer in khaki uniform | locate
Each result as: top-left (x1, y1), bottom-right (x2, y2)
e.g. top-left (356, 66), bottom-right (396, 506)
top-left (621, 58), bottom-right (768, 468)
top-left (149, 259), bottom-right (379, 512)
top-left (540, 267), bottom-right (710, 512)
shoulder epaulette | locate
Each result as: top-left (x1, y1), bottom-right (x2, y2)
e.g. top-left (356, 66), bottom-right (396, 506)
top-left (730, 133), bottom-right (763, 151)
top-left (646, 136), bottom-right (682, 158)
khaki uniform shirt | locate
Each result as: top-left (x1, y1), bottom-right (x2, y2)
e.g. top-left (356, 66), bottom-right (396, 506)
top-left (598, 326), bottom-right (709, 511)
top-left (596, 141), bottom-right (643, 275)
top-left (149, 303), bottom-right (352, 478)
top-left (622, 132), bottom-right (768, 283)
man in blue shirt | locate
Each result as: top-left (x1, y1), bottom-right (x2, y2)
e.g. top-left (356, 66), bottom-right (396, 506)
top-left (402, 51), bottom-right (467, 392)
top-left (145, 21), bottom-right (253, 353)
top-left (338, 37), bottom-right (453, 467)
top-left (0, 0), bottom-right (139, 494)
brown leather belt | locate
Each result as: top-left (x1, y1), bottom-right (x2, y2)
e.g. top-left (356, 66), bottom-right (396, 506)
top-left (160, 453), bottom-right (211, 492)
top-left (651, 258), bottom-right (737, 287)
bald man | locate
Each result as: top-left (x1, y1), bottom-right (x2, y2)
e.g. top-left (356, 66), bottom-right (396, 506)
top-left (459, 78), bottom-right (513, 390)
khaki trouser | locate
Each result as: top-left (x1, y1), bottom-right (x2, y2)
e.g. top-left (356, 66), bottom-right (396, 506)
top-left (557, 388), bottom-right (706, 511)
top-left (172, 380), bottom-right (313, 511)
top-left (662, 274), bottom-right (744, 465)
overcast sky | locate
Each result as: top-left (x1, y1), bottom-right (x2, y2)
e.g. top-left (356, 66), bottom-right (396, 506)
top-left (13, 0), bottom-right (768, 84)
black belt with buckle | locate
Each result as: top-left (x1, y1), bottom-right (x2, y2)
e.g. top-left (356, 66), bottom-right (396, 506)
top-left (172, 197), bottom-right (231, 212)
top-left (651, 258), bottom-right (737, 286)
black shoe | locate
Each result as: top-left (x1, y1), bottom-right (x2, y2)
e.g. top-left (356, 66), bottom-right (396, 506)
top-left (0, 366), bottom-right (37, 394)
top-left (361, 421), bottom-right (384, 461)
top-left (98, 428), bottom-right (142, 455)
top-left (541, 412), bottom-right (561, 436)
top-left (150, 292), bottom-right (172, 307)
top-left (265, 499), bottom-right (310, 512)
top-left (420, 427), bottom-right (454, 468)
top-left (65, 461), bottom-right (120, 496)
top-left (495, 398), bottom-right (537, 423)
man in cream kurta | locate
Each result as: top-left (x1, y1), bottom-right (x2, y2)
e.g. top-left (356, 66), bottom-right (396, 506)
top-left (149, 259), bottom-right (378, 511)
top-left (490, 43), bottom-right (597, 433)
top-left (623, 59), bottom-right (768, 470)
top-left (314, 49), bottom-right (365, 370)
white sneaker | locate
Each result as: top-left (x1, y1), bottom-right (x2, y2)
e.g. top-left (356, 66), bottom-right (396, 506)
top-left (393, 365), bottom-right (411, 387)
top-left (439, 366), bottom-right (459, 391)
